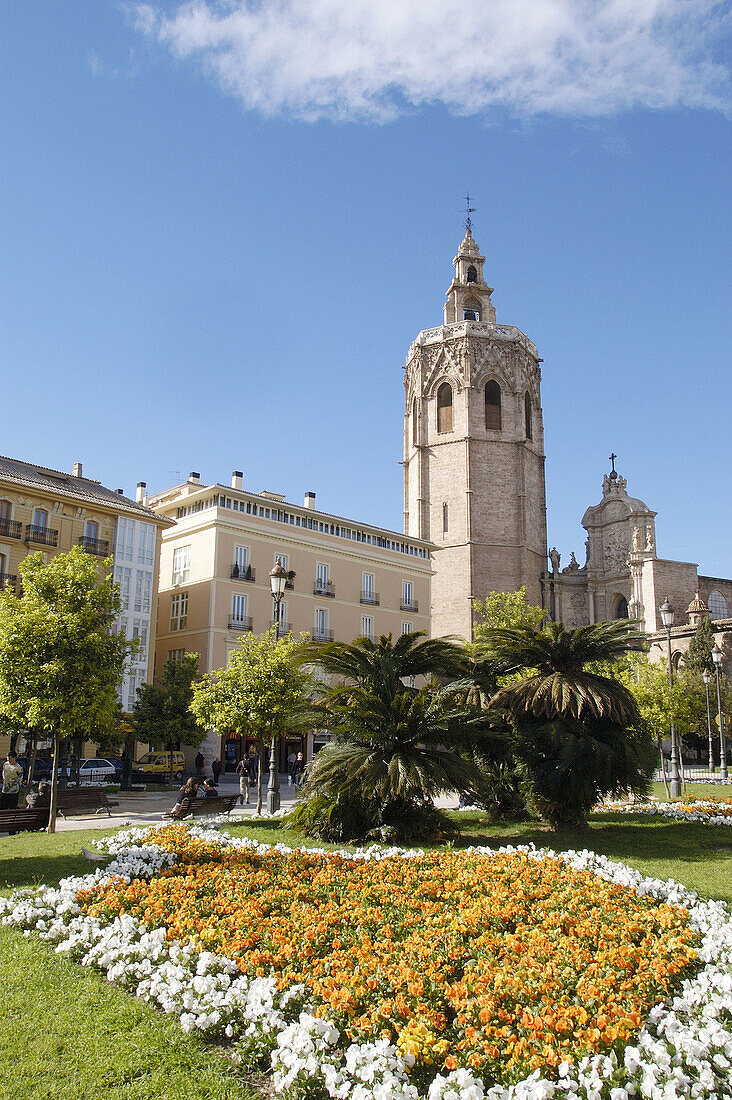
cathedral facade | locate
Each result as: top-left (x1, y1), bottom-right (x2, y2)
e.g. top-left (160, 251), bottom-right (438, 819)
top-left (403, 226), bottom-right (547, 638)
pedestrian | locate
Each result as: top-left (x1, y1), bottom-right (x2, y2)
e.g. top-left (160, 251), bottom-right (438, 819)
top-left (293, 751), bottom-right (305, 787)
top-left (194, 750), bottom-right (204, 779)
top-left (1, 751), bottom-right (23, 810)
top-left (287, 750), bottom-right (298, 787)
top-left (211, 757), bottom-right (221, 784)
top-left (236, 756), bottom-right (250, 805)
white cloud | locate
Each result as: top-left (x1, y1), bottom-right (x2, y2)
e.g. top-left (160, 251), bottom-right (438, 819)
top-left (135, 0), bottom-right (731, 121)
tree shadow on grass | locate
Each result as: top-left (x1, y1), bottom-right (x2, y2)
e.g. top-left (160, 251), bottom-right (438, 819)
top-left (0, 848), bottom-right (93, 892)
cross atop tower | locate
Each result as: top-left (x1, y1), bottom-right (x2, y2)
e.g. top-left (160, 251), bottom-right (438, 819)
top-left (609, 452), bottom-right (617, 475)
top-left (464, 191), bottom-right (476, 234)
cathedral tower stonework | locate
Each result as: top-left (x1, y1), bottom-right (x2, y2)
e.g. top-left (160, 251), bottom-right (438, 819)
top-left (403, 227), bottom-right (548, 639)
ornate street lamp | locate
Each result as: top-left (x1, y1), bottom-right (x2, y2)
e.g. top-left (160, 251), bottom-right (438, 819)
top-left (712, 644), bottom-right (728, 781)
top-left (659, 598), bottom-right (681, 797)
top-left (702, 668), bottom-right (715, 775)
top-left (266, 562), bottom-right (288, 815)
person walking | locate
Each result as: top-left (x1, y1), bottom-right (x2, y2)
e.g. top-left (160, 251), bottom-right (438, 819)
top-left (293, 751), bottom-right (305, 787)
top-left (1, 751), bottom-right (24, 809)
top-left (211, 757), bottom-right (221, 784)
top-left (194, 751), bottom-right (204, 779)
top-left (236, 756), bottom-right (250, 805)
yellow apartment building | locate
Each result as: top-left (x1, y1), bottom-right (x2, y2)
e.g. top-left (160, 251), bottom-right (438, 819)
top-left (148, 471), bottom-right (434, 772)
top-left (0, 454), bottom-right (172, 758)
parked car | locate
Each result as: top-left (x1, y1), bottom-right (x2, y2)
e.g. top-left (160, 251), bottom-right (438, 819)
top-left (132, 751), bottom-right (185, 782)
top-left (60, 758), bottom-right (119, 786)
top-left (17, 756), bottom-right (54, 781)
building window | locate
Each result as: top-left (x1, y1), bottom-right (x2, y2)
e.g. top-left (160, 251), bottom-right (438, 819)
top-left (412, 398), bottom-right (418, 446)
top-left (172, 545), bottom-right (191, 585)
top-left (442, 502), bottom-right (449, 535)
top-left (437, 382), bottom-right (453, 433)
top-left (0, 500), bottom-right (9, 520)
top-left (708, 590), bottom-right (728, 620)
top-left (132, 619), bottom-right (148, 664)
top-left (361, 615), bottom-right (374, 641)
top-left (463, 299), bottom-right (481, 321)
top-left (485, 380), bottom-right (502, 430)
top-left (233, 545), bottom-right (249, 578)
top-left (170, 592), bottom-right (188, 632)
top-left (167, 649), bottom-right (186, 662)
top-left (115, 566), bottom-right (132, 610)
top-left (362, 572), bottom-right (375, 602)
top-left (401, 621), bottom-right (413, 635)
top-left (401, 580), bottom-right (418, 612)
top-left (32, 508), bottom-right (48, 530)
top-left (272, 598), bottom-right (288, 632)
top-left (116, 517), bottom-right (134, 561)
top-left (137, 523), bottom-right (155, 566)
top-left (315, 563), bottom-right (331, 596)
top-left (274, 552), bottom-right (288, 570)
top-left (524, 392), bottom-right (533, 440)
top-left (466, 265), bottom-right (477, 283)
top-left (613, 595), bottom-right (629, 619)
top-left (126, 673), bottom-right (139, 712)
top-left (314, 607), bottom-right (329, 641)
top-left (231, 592), bottom-right (248, 623)
top-left (134, 572), bottom-right (152, 613)
top-left (85, 520), bottom-right (99, 541)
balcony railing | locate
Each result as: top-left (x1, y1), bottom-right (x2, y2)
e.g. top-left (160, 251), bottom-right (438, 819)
top-left (311, 628), bottom-right (334, 642)
top-left (269, 619), bottom-right (293, 634)
top-left (401, 599), bottom-right (419, 612)
top-left (0, 517), bottom-right (22, 540)
top-left (314, 580), bottom-right (335, 598)
top-left (0, 572), bottom-right (17, 590)
top-left (78, 535), bottom-right (110, 556)
top-left (231, 564), bottom-right (256, 582)
top-left (228, 615), bottom-right (253, 632)
top-left (360, 591), bottom-right (380, 605)
top-left (25, 524), bottom-right (58, 547)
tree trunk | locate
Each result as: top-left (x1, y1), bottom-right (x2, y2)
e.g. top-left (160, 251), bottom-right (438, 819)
top-left (27, 731), bottom-right (38, 794)
top-left (256, 736), bottom-right (264, 815)
top-left (658, 735), bottom-right (670, 799)
top-left (47, 731), bottom-right (60, 834)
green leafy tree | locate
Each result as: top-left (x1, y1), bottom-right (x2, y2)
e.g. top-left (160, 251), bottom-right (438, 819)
top-left (291, 632), bottom-right (487, 842)
top-left (0, 547), bottom-right (131, 831)
top-left (472, 587), bottom-right (546, 639)
top-left (484, 620), bottom-right (654, 830)
top-left (684, 615), bottom-right (716, 674)
top-left (133, 654), bottom-right (201, 785)
top-left (190, 629), bottom-right (314, 813)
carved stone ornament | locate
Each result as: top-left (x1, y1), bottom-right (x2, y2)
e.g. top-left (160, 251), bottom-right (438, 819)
top-left (632, 526), bottom-right (642, 551)
top-left (570, 591), bottom-right (587, 611)
top-left (562, 552), bottom-right (580, 573)
top-left (548, 547), bottom-right (560, 574)
top-left (645, 529), bottom-right (655, 552)
top-left (603, 530), bottom-right (630, 574)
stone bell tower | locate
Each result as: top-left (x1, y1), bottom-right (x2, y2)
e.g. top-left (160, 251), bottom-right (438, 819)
top-left (403, 223), bottom-right (548, 639)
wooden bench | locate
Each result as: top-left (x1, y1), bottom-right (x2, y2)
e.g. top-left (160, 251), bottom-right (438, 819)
top-left (56, 788), bottom-right (119, 818)
top-left (0, 808), bottom-right (48, 834)
top-left (175, 795), bottom-right (238, 820)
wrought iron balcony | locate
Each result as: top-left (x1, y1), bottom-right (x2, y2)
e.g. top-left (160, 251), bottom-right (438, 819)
top-left (231, 564), bottom-right (255, 582)
top-left (0, 572), bottom-right (17, 590)
top-left (25, 524), bottom-right (58, 547)
top-left (360, 591), bottom-right (380, 605)
top-left (401, 599), bottom-right (419, 612)
top-left (0, 517), bottom-right (22, 540)
top-left (314, 580), bottom-right (335, 598)
top-left (311, 627), bottom-right (334, 642)
top-left (78, 535), bottom-right (110, 556)
top-left (269, 619), bottom-right (292, 634)
top-left (228, 615), bottom-right (253, 632)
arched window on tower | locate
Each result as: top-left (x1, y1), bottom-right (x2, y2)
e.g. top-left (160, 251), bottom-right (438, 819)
top-left (463, 299), bottom-right (481, 322)
top-left (412, 398), bottom-right (418, 447)
top-left (524, 393), bottom-right (533, 440)
top-left (466, 265), bottom-right (477, 283)
top-left (708, 590), bottom-right (728, 620)
top-left (437, 382), bottom-right (453, 433)
top-left (613, 595), bottom-right (629, 619)
top-left (485, 381), bottom-right (501, 430)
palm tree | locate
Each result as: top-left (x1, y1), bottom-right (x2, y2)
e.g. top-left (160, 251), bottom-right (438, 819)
top-left (482, 620), bottom-right (654, 830)
top-left (291, 632), bottom-right (487, 842)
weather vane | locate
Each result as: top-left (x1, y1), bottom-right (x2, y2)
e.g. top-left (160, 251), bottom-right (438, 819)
top-left (464, 191), bottom-right (476, 233)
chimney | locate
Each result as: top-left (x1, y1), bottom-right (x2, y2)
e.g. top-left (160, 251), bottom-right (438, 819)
top-left (136, 481), bottom-right (147, 504)
top-left (231, 471), bottom-right (243, 491)
top-left (116, 489), bottom-right (124, 495)
top-left (304, 491), bottom-right (316, 509)
top-left (72, 462), bottom-right (83, 478)
top-left (188, 471), bottom-right (200, 485)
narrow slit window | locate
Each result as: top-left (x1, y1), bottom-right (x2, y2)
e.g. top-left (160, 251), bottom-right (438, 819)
top-left (437, 383), bottom-right (453, 433)
top-left (524, 392), bottom-right (533, 440)
top-left (485, 381), bottom-right (501, 430)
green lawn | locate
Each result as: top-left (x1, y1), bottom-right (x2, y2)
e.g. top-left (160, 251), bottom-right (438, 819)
top-left (650, 780), bottom-right (732, 801)
top-left (1, 810), bottom-right (730, 1099)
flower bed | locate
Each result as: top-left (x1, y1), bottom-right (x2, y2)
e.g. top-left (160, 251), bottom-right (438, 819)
top-left (2, 824), bottom-right (732, 1099)
top-left (602, 798), bottom-right (732, 825)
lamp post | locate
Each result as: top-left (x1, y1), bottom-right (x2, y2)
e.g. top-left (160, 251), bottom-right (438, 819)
top-left (267, 562), bottom-right (288, 814)
top-left (712, 643), bottom-right (728, 781)
top-left (659, 598), bottom-right (681, 798)
top-left (702, 668), bottom-right (715, 775)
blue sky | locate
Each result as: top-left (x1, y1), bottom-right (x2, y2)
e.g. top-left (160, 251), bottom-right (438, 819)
top-left (1, 1), bottom-right (731, 580)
